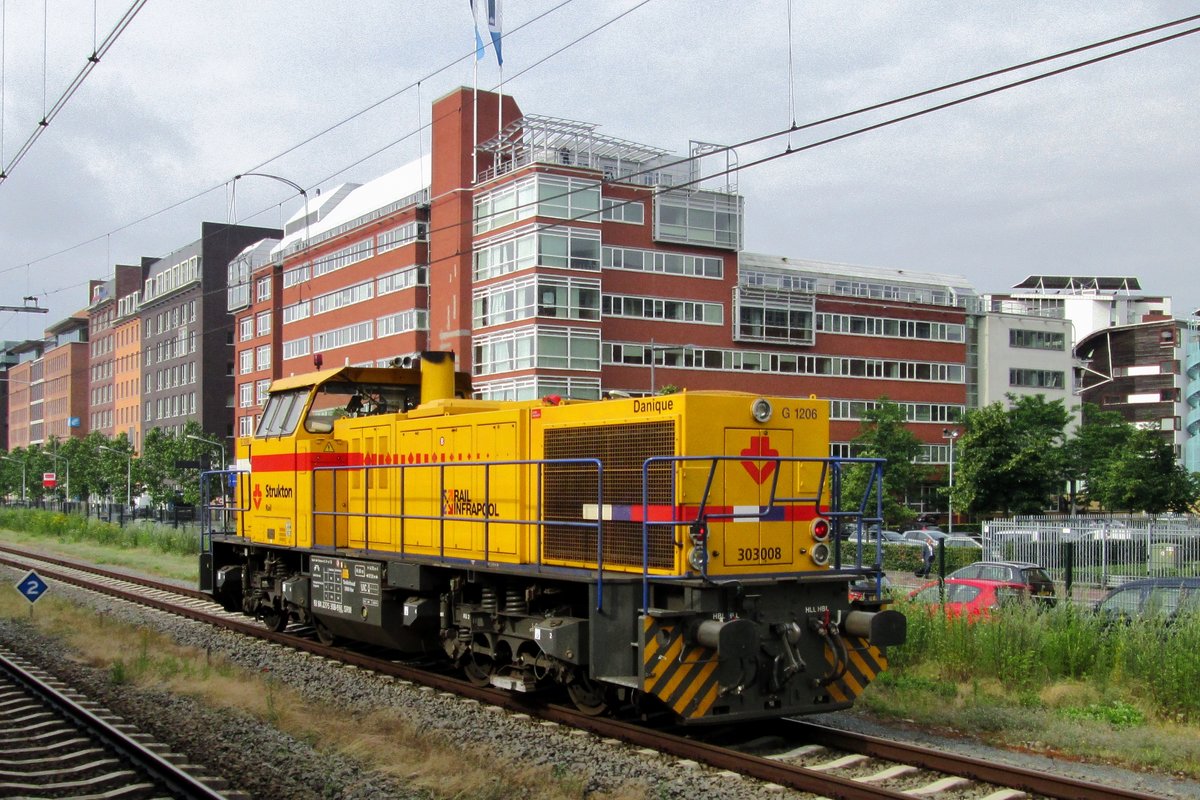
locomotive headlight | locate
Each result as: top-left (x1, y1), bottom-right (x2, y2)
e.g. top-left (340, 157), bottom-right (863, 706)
top-left (751, 398), bottom-right (773, 423)
top-left (810, 542), bottom-right (831, 566)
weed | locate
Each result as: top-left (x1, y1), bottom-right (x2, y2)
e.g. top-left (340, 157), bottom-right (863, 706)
top-left (1061, 701), bottom-right (1146, 729)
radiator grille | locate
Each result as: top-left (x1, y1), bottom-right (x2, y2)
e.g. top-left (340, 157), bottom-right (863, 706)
top-left (544, 420), bottom-right (676, 569)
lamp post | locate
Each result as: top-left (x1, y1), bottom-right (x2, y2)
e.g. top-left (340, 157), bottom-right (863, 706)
top-left (98, 445), bottom-right (132, 512)
top-left (186, 434), bottom-right (226, 472)
top-left (2, 455), bottom-right (25, 503)
top-left (942, 428), bottom-right (959, 535)
top-left (647, 340), bottom-right (696, 395)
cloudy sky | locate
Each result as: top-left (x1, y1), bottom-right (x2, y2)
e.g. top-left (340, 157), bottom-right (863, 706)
top-left (1, 1), bottom-right (1197, 343)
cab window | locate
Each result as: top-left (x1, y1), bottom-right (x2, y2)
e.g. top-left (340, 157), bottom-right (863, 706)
top-left (256, 389), bottom-right (308, 437)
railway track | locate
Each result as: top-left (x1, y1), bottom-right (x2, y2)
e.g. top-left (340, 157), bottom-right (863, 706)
top-left (0, 646), bottom-right (235, 799)
top-left (0, 544), bottom-right (1175, 800)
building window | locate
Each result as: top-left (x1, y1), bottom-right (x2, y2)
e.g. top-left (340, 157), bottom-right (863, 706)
top-left (256, 311), bottom-right (272, 336)
top-left (377, 264), bottom-right (429, 295)
top-left (473, 174), bottom-right (601, 235)
top-left (472, 325), bottom-right (601, 376)
top-left (239, 349), bottom-right (254, 375)
top-left (256, 380), bottom-right (271, 405)
top-left (1009, 328), bottom-right (1065, 351)
top-left (473, 275), bottom-right (601, 328)
top-left (312, 320), bottom-right (374, 352)
top-left (256, 345), bottom-right (271, 371)
top-left (257, 277), bottom-right (272, 301)
top-left (600, 197), bottom-right (644, 224)
top-left (239, 383), bottom-right (253, 408)
top-left (734, 287), bottom-right (815, 345)
top-left (283, 337), bottom-right (311, 360)
top-left (602, 245), bottom-right (722, 278)
top-left (282, 300), bottom-right (311, 325)
top-left (239, 317), bottom-right (253, 341)
top-left (473, 226), bottom-right (600, 281)
top-left (654, 189), bottom-right (743, 250)
top-left (312, 281), bottom-right (374, 316)
top-left (602, 294), bottom-right (722, 325)
top-left (377, 309), bottom-right (428, 338)
top-left (1009, 368), bottom-right (1065, 389)
top-left (376, 221), bottom-right (428, 253)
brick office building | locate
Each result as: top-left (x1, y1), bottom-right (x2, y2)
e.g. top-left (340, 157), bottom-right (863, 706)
top-left (88, 264), bottom-right (147, 438)
top-left (230, 89), bottom-right (973, 493)
top-left (140, 222), bottom-right (280, 460)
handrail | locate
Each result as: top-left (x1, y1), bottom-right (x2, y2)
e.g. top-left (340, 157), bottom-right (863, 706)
top-left (310, 457), bottom-right (610, 609)
top-left (639, 455), bottom-right (887, 611)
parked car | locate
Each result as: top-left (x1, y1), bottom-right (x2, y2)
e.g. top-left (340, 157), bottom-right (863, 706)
top-left (879, 530), bottom-right (906, 543)
top-left (901, 529), bottom-right (944, 547)
top-left (849, 575), bottom-right (894, 601)
top-left (908, 578), bottom-right (1032, 620)
top-left (943, 535), bottom-right (983, 550)
top-left (1094, 577), bottom-right (1200, 624)
top-left (947, 561), bottom-right (1057, 606)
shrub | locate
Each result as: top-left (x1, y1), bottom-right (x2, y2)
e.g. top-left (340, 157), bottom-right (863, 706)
top-left (0, 507), bottom-right (199, 557)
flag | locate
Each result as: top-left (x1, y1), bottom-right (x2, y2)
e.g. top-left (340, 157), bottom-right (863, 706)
top-left (468, 0), bottom-right (485, 61)
top-left (486, 0), bottom-right (503, 66)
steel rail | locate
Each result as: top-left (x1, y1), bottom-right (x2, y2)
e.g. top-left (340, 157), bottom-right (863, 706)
top-left (0, 649), bottom-right (229, 800)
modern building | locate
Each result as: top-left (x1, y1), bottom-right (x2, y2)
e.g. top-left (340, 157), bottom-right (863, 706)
top-left (5, 339), bottom-right (42, 449)
top-left (1076, 316), bottom-right (1185, 456)
top-left (0, 341), bottom-right (19, 449)
top-left (969, 308), bottom-right (1078, 417)
top-left (1185, 315), bottom-right (1200, 472)
top-left (140, 222), bottom-right (280, 459)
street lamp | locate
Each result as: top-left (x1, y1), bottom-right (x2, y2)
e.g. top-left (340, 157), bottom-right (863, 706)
top-left (2, 455), bottom-right (26, 503)
top-left (233, 172), bottom-right (310, 252)
top-left (98, 445), bottom-right (132, 512)
top-left (647, 340), bottom-right (697, 395)
top-left (942, 428), bottom-right (959, 535)
top-left (186, 434), bottom-right (226, 472)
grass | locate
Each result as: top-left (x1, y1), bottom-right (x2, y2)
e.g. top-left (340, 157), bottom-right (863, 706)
top-left (0, 588), bottom-right (644, 800)
top-left (0, 516), bottom-right (198, 582)
top-left (860, 598), bottom-right (1200, 778)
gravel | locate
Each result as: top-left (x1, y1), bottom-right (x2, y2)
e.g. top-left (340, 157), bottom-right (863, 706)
top-left (2, 564), bottom-right (1196, 800)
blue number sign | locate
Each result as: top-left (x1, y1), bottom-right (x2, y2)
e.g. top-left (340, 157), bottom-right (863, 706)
top-left (17, 570), bottom-right (48, 604)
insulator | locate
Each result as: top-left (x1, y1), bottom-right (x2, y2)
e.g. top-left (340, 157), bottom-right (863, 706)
top-left (504, 588), bottom-right (528, 614)
top-left (480, 586), bottom-right (498, 613)
top-left (457, 627), bottom-right (472, 642)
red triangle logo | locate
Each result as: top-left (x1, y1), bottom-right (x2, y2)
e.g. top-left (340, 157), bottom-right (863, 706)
top-left (740, 435), bottom-right (778, 485)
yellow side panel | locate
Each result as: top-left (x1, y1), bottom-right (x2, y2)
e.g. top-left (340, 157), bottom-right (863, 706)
top-left (397, 428), bottom-right (435, 550)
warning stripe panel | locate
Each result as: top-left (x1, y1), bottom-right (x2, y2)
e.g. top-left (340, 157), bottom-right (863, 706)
top-left (641, 616), bottom-right (722, 719)
top-left (824, 637), bottom-right (887, 703)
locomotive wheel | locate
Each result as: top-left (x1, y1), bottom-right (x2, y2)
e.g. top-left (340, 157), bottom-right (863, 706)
top-left (314, 620), bottom-right (336, 646)
top-left (566, 675), bottom-right (610, 716)
top-left (260, 603), bottom-right (288, 633)
top-left (463, 652), bottom-right (495, 687)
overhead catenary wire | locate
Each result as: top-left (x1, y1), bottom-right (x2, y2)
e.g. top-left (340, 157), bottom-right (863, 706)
top-left (7, 11), bottom-right (1200, 313)
top-left (0, 0), bottom-right (148, 184)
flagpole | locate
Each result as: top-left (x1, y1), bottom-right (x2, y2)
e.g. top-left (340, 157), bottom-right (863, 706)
top-left (497, 63), bottom-right (503, 139)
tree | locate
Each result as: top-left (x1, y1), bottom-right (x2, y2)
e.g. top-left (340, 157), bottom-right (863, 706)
top-left (1088, 428), bottom-right (1200, 513)
top-left (1062, 403), bottom-right (1132, 510)
top-left (955, 394), bottom-right (1070, 516)
top-left (842, 399), bottom-right (927, 529)
top-left (138, 422), bottom-right (214, 506)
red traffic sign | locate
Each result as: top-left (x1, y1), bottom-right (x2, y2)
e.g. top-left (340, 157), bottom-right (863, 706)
top-left (42, 472), bottom-right (56, 488)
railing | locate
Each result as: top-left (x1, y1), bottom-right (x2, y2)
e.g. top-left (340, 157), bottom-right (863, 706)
top-left (196, 469), bottom-right (250, 552)
top-left (310, 458), bottom-right (611, 608)
top-left (982, 515), bottom-right (1200, 592)
top-left (638, 455), bottom-right (887, 610)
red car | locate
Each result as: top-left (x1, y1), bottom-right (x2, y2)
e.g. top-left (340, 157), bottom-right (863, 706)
top-left (908, 578), bottom-right (1031, 620)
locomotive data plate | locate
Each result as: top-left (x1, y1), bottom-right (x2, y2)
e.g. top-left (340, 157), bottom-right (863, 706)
top-left (310, 556), bottom-right (382, 625)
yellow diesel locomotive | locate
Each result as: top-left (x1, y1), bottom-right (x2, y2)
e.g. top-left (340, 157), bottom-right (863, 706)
top-left (200, 352), bottom-right (904, 723)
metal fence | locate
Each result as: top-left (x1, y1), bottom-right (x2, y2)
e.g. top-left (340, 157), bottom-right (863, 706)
top-left (982, 515), bottom-right (1200, 590)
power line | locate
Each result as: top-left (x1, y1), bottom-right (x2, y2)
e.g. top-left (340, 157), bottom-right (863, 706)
top-left (0, 0), bottom-right (149, 185)
top-left (6, 10), bottom-right (1200, 315)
